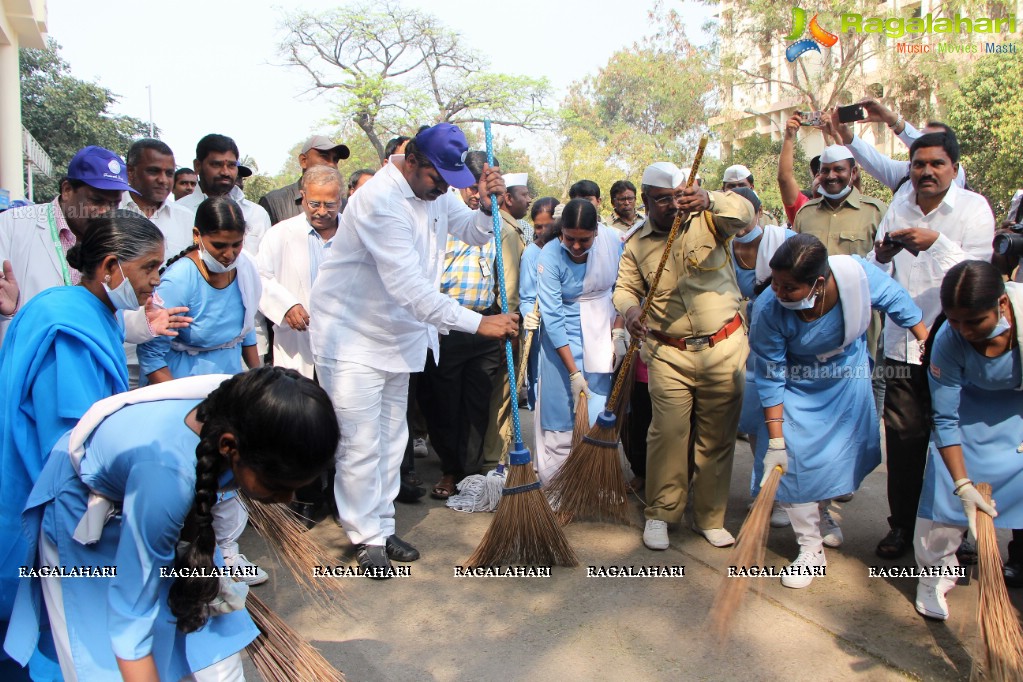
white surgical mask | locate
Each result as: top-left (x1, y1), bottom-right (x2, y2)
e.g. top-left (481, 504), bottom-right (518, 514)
top-left (817, 185), bottom-right (853, 201)
top-left (560, 240), bottom-right (591, 258)
top-left (734, 226), bottom-right (763, 244)
top-left (778, 284), bottom-right (820, 311)
top-left (103, 261), bottom-right (140, 311)
top-left (199, 240), bottom-right (237, 273)
top-left (988, 314), bottom-right (1012, 339)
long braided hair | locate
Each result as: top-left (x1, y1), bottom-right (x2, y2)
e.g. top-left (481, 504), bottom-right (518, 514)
top-left (160, 196), bottom-right (246, 274)
top-left (168, 367), bottom-right (339, 632)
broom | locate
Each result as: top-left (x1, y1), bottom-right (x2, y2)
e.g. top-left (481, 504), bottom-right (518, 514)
top-left (571, 390), bottom-right (589, 451)
top-left (464, 120), bottom-right (577, 568)
top-left (971, 483), bottom-right (1023, 681)
top-left (244, 588), bottom-right (345, 682)
top-left (240, 495), bottom-right (345, 606)
top-left (708, 465), bottom-right (783, 639)
top-left (546, 136), bottom-right (709, 524)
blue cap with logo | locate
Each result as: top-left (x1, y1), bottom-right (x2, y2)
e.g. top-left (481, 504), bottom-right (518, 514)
top-left (67, 146), bottom-right (135, 192)
top-left (413, 123), bottom-right (475, 189)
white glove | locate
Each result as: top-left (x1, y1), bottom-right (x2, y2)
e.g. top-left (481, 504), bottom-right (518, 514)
top-left (209, 576), bottom-right (249, 616)
top-left (569, 371), bottom-right (591, 411)
top-left (954, 479), bottom-right (997, 543)
top-left (612, 329), bottom-right (628, 372)
top-left (524, 310), bottom-right (541, 331)
top-left (760, 438), bottom-right (788, 488)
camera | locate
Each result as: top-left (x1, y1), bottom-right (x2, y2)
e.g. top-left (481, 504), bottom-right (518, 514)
top-left (799, 111), bottom-right (822, 127)
top-left (994, 223), bottom-right (1023, 257)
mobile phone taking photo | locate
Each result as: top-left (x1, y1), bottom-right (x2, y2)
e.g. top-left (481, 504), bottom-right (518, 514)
top-left (799, 111), bottom-right (822, 127)
top-left (838, 104), bottom-right (867, 123)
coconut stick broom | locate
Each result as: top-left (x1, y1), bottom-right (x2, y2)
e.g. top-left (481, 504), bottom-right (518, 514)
top-left (465, 120), bottom-right (577, 568)
top-left (971, 483), bottom-right (1023, 681)
top-left (708, 465), bottom-right (783, 638)
top-left (244, 588), bottom-right (345, 682)
top-left (545, 136), bottom-right (709, 524)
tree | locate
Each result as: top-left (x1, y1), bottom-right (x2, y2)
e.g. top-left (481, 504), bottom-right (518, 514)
top-left (20, 39), bottom-right (152, 202)
top-left (943, 55), bottom-right (1023, 218)
top-left (280, 2), bottom-right (553, 163)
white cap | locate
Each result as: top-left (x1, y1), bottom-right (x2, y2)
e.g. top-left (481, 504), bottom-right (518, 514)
top-left (502, 173), bottom-right (528, 188)
top-left (680, 167), bottom-right (702, 185)
top-left (552, 203), bottom-right (565, 220)
top-left (641, 162), bottom-right (686, 189)
top-left (723, 164), bottom-right (753, 183)
top-left (819, 145), bottom-right (854, 164)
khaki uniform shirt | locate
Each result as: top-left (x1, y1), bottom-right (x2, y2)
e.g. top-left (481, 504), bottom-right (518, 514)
top-left (498, 210), bottom-right (528, 312)
top-left (613, 191), bottom-right (754, 338)
top-left (793, 187), bottom-right (887, 257)
top-left (610, 211), bottom-right (643, 231)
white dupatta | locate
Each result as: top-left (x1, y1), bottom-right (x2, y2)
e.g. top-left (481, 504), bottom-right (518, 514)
top-left (571, 225), bottom-right (620, 374)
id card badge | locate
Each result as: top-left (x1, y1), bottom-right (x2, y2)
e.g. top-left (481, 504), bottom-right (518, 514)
top-left (479, 257), bottom-right (492, 277)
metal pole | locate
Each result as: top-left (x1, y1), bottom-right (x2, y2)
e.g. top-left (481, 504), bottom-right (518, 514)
top-left (26, 161), bottom-right (33, 202)
top-left (147, 85), bottom-right (154, 137)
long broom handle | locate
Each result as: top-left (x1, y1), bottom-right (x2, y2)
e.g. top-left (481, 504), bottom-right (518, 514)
top-left (605, 135), bottom-right (709, 412)
top-left (514, 300), bottom-right (540, 397)
top-left (485, 120), bottom-right (526, 448)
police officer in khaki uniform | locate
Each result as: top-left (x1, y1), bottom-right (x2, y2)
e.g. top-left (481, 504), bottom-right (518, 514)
top-left (614, 162), bottom-right (755, 551)
top-left (481, 173), bottom-right (531, 471)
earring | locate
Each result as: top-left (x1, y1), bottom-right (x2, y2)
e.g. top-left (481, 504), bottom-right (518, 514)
top-left (104, 275), bottom-right (111, 284)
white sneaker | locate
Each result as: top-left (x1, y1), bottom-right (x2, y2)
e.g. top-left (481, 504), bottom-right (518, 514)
top-left (781, 549), bottom-right (826, 589)
top-left (643, 520), bottom-right (669, 550)
top-left (821, 506), bottom-right (844, 548)
top-left (413, 437), bottom-right (428, 457)
top-left (915, 582), bottom-right (951, 620)
top-left (224, 553), bottom-right (269, 586)
top-left (692, 525), bottom-right (735, 548)
top-left (770, 502), bottom-right (791, 528)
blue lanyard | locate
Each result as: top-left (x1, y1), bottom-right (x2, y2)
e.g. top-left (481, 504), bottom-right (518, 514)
top-left (47, 204), bottom-right (73, 286)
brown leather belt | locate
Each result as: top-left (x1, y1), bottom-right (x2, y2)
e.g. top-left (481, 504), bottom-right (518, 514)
top-left (650, 313), bottom-right (743, 352)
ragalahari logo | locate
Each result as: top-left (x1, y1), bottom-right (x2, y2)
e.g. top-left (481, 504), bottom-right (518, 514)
top-left (785, 7), bottom-right (839, 61)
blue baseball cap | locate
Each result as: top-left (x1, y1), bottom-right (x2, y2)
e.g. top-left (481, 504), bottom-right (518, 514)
top-left (413, 123), bottom-right (475, 189)
top-left (67, 146), bottom-right (135, 192)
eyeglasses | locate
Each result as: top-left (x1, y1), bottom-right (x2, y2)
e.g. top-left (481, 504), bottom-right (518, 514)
top-left (613, 196), bottom-right (636, 204)
top-left (649, 193), bottom-right (679, 208)
top-left (306, 200), bottom-right (339, 210)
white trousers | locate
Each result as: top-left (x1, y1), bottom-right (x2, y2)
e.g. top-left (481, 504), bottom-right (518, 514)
top-left (316, 357), bottom-right (409, 546)
top-left (537, 429), bottom-right (572, 486)
top-left (781, 501), bottom-right (823, 554)
top-left (39, 528), bottom-right (245, 681)
top-left (913, 516), bottom-right (963, 592)
top-left (212, 495), bottom-right (248, 559)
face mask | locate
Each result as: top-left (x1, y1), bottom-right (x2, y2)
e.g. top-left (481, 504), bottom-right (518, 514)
top-left (988, 314), bottom-right (1012, 339)
top-left (777, 284), bottom-right (819, 311)
top-left (103, 261), bottom-right (140, 311)
top-left (817, 185), bottom-right (853, 201)
top-left (734, 226), bottom-right (763, 244)
top-left (560, 240), bottom-right (591, 258)
top-left (199, 240), bottom-right (237, 273)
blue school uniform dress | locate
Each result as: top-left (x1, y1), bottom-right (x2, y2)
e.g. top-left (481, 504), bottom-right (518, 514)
top-left (919, 322), bottom-right (1023, 528)
top-left (750, 257), bottom-right (921, 502)
top-left (4, 400), bottom-right (258, 680)
top-left (536, 239), bottom-right (618, 432)
top-left (137, 260), bottom-right (255, 381)
top-left (519, 242), bottom-right (542, 409)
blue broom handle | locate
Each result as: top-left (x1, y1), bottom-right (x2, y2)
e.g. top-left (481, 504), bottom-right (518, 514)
top-left (484, 120), bottom-right (524, 446)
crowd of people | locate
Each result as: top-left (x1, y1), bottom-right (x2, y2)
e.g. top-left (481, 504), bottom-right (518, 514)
top-left (0, 96), bottom-right (1019, 678)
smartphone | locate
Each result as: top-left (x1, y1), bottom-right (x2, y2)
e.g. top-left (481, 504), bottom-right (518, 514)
top-left (838, 104), bottom-right (866, 123)
top-left (881, 233), bottom-right (919, 257)
top-left (799, 111), bottom-right (822, 127)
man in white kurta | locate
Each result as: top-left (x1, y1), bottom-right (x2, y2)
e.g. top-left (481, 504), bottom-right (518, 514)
top-left (310, 123), bottom-right (519, 576)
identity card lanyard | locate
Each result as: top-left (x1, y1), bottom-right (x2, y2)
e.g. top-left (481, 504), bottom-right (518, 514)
top-left (47, 204), bottom-right (73, 286)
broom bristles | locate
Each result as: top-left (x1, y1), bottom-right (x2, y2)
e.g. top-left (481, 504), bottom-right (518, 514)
top-left (546, 420), bottom-right (630, 525)
top-left (709, 466), bottom-right (783, 639)
top-left (241, 496), bottom-right (344, 606)
top-left (244, 589), bottom-right (344, 682)
top-left (571, 390), bottom-right (589, 451)
top-left (971, 482), bottom-right (1023, 681)
top-left (465, 461), bottom-right (578, 567)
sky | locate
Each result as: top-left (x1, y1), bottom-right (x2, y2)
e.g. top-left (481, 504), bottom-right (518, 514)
top-left (46, 0), bottom-right (714, 176)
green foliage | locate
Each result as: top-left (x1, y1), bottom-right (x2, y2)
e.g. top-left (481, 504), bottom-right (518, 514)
top-left (19, 39), bottom-right (152, 202)
top-left (943, 55), bottom-right (1023, 218)
top-left (714, 133), bottom-right (807, 221)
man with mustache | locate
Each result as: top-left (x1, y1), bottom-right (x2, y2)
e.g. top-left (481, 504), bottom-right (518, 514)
top-left (868, 129), bottom-right (994, 564)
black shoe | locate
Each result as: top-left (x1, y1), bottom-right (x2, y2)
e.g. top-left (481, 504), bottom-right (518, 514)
top-left (876, 527), bottom-right (909, 559)
top-left (397, 480), bottom-right (426, 503)
top-left (288, 501), bottom-right (317, 530)
top-left (355, 544), bottom-right (394, 579)
top-left (386, 534), bottom-right (420, 562)
top-left (1004, 560), bottom-right (1023, 588)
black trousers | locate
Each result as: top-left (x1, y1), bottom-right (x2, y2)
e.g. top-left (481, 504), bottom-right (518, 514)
top-left (883, 359), bottom-right (931, 533)
top-left (621, 379), bottom-right (652, 479)
top-left (419, 329), bottom-right (502, 478)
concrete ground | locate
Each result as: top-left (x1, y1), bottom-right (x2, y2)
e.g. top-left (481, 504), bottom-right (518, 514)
top-left (239, 410), bottom-right (1022, 682)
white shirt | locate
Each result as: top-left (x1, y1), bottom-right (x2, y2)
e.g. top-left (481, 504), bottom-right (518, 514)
top-left (868, 181), bottom-right (995, 364)
top-left (175, 185), bottom-right (270, 256)
top-left (119, 194), bottom-right (195, 262)
top-left (310, 155), bottom-right (494, 372)
top-left (847, 121), bottom-right (967, 199)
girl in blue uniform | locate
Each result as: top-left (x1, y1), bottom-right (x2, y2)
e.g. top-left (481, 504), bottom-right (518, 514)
top-left (138, 197), bottom-right (264, 585)
top-left (529, 199), bottom-right (624, 484)
top-left (751, 234), bottom-right (926, 588)
top-left (4, 367), bottom-right (339, 681)
top-left (0, 212), bottom-right (171, 681)
top-left (915, 261), bottom-right (1023, 620)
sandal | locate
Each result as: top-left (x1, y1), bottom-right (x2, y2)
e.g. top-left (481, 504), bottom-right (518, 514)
top-left (431, 475), bottom-right (458, 500)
